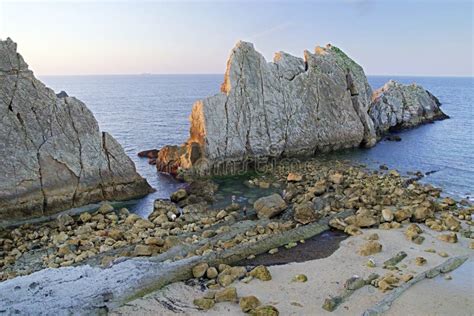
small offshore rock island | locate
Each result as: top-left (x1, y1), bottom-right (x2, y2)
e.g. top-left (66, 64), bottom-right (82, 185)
top-left (0, 38), bottom-right (472, 316)
top-left (156, 41), bottom-right (447, 175)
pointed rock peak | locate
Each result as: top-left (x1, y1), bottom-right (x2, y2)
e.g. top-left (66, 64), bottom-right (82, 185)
top-left (234, 40), bottom-right (255, 51)
top-left (0, 38), bottom-right (29, 72)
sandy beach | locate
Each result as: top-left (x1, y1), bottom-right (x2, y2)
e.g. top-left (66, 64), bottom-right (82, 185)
top-left (112, 224), bottom-right (473, 315)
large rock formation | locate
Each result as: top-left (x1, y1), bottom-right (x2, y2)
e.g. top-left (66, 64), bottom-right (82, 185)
top-left (368, 80), bottom-right (448, 136)
top-left (157, 41), bottom-right (378, 174)
top-left (156, 41), bottom-right (447, 175)
top-left (0, 38), bottom-right (152, 221)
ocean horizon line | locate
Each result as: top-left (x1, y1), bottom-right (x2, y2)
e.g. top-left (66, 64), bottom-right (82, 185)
top-left (38, 73), bottom-right (474, 78)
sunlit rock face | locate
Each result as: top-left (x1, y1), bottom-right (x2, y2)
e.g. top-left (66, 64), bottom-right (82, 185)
top-left (158, 41), bottom-right (378, 174)
top-left (369, 80), bottom-right (448, 137)
top-left (0, 38), bottom-right (152, 221)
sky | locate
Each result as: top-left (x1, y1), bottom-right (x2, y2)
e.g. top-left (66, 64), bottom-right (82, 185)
top-left (0, 0), bottom-right (472, 76)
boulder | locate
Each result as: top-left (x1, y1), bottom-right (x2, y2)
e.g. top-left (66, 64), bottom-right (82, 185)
top-left (170, 189), bottom-right (187, 202)
top-left (254, 194), bottom-right (287, 219)
top-left (287, 173), bottom-right (303, 182)
top-left (56, 214), bottom-right (74, 230)
top-left (438, 233), bottom-right (458, 243)
top-left (369, 80), bottom-right (448, 137)
top-left (329, 173), bottom-right (344, 185)
top-left (193, 298), bottom-right (215, 310)
top-left (0, 38), bottom-right (152, 221)
top-left (206, 267), bottom-right (218, 279)
top-left (381, 208), bottom-right (394, 222)
top-left (214, 287), bottom-right (237, 303)
top-left (293, 202), bottom-right (319, 224)
top-left (358, 241), bottom-right (382, 256)
top-left (249, 265), bottom-right (272, 281)
top-left (192, 262), bottom-right (209, 278)
top-left (240, 296), bottom-right (261, 313)
top-left (249, 305), bottom-right (279, 316)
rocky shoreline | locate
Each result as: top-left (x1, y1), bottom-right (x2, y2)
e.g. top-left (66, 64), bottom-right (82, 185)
top-left (0, 38), bottom-right (469, 316)
top-left (0, 158), bottom-right (472, 315)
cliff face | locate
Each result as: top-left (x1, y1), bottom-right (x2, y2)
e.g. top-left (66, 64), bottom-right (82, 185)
top-left (0, 38), bottom-right (152, 221)
top-left (368, 80), bottom-right (448, 136)
top-left (156, 41), bottom-right (447, 175)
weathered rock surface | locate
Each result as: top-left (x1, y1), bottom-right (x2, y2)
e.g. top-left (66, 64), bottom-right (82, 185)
top-left (369, 80), bottom-right (448, 136)
top-left (157, 41), bottom-right (377, 173)
top-left (156, 41), bottom-right (446, 174)
top-left (254, 194), bottom-right (287, 219)
top-left (0, 38), bottom-right (152, 221)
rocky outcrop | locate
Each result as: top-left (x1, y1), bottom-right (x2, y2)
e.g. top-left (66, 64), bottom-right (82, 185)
top-left (157, 41), bottom-right (378, 174)
top-left (369, 80), bottom-right (448, 137)
top-left (0, 38), bottom-right (152, 221)
top-left (156, 41), bottom-right (447, 175)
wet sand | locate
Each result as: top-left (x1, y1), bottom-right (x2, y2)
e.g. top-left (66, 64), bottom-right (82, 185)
top-left (237, 230), bottom-right (348, 266)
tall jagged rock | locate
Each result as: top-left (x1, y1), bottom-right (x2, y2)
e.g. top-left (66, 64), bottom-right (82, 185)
top-left (156, 41), bottom-right (448, 175)
top-left (369, 80), bottom-right (448, 136)
top-left (0, 38), bottom-right (152, 221)
top-left (157, 41), bottom-right (377, 174)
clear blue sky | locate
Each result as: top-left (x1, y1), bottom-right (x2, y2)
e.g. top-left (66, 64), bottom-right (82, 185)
top-left (1, 0), bottom-right (472, 76)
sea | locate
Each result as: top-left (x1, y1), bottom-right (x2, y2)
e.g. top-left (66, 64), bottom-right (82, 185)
top-left (40, 75), bottom-right (474, 217)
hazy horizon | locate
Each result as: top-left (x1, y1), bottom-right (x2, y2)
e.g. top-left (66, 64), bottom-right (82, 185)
top-left (1, 0), bottom-right (473, 77)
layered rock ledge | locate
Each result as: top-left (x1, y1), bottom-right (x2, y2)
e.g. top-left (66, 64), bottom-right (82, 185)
top-left (156, 41), bottom-right (447, 175)
top-left (0, 38), bottom-right (152, 221)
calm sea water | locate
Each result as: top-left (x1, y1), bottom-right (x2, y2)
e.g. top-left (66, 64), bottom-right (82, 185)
top-left (41, 75), bottom-right (474, 216)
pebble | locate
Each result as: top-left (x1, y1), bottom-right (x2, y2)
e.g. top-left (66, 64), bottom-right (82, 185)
top-left (292, 274), bottom-right (308, 282)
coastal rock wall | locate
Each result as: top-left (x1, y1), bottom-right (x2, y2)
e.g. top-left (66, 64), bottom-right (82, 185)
top-left (157, 41), bottom-right (447, 174)
top-left (0, 38), bottom-right (152, 221)
top-left (369, 80), bottom-right (448, 136)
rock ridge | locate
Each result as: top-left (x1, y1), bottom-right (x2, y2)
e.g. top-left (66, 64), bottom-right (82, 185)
top-left (0, 38), bottom-right (153, 221)
top-left (157, 41), bottom-right (447, 174)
